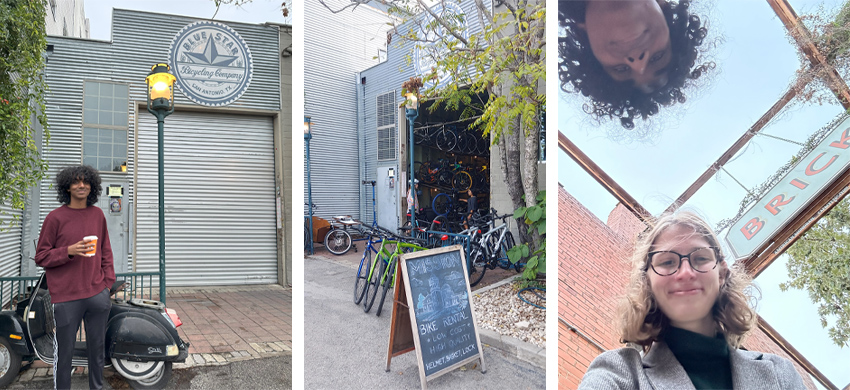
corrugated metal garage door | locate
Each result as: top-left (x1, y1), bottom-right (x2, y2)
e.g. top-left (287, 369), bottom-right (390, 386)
top-left (137, 111), bottom-right (277, 286)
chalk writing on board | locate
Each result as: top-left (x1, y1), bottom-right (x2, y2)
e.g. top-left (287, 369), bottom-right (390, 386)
top-left (405, 250), bottom-right (480, 377)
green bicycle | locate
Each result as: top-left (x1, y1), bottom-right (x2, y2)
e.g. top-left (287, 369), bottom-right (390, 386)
top-left (363, 239), bottom-right (426, 316)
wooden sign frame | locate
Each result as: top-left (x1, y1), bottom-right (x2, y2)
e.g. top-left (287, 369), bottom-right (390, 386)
top-left (386, 245), bottom-right (486, 389)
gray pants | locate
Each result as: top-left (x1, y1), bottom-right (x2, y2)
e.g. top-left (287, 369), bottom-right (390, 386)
top-left (52, 288), bottom-right (111, 390)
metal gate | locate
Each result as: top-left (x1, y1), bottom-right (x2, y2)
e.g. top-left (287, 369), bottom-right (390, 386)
top-left (136, 111), bottom-right (277, 286)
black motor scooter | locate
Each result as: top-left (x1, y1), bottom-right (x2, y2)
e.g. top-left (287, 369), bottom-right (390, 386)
top-left (0, 273), bottom-right (189, 389)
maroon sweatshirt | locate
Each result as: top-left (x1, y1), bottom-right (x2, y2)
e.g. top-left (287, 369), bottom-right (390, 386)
top-left (35, 205), bottom-right (116, 303)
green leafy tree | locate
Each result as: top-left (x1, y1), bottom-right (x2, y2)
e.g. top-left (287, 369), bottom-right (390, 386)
top-left (788, 1), bottom-right (850, 105)
top-left (0, 0), bottom-right (49, 227)
top-left (323, 0), bottom-right (545, 280)
top-left (782, 197), bottom-right (850, 348)
top-left (508, 190), bottom-right (545, 285)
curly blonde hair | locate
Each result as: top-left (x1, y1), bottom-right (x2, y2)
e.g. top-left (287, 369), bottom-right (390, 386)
top-left (617, 211), bottom-right (758, 351)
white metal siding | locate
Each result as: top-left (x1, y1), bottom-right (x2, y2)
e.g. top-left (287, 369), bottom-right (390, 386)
top-left (304, 1), bottom-right (393, 220)
top-left (136, 111), bottom-right (277, 286)
top-left (0, 205), bottom-right (22, 277)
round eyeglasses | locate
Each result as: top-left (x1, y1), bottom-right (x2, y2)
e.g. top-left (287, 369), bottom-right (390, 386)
top-left (645, 247), bottom-right (721, 276)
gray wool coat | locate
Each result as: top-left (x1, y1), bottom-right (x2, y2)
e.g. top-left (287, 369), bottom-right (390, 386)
top-left (577, 341), bottom-right (807, 390)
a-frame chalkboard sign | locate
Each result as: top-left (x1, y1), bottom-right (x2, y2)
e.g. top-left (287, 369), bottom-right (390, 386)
top-left (385, 245), bottom-right (486, 389)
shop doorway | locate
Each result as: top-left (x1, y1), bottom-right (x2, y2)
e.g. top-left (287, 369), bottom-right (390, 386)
top-left (408, 97), bottom-right (490, 232)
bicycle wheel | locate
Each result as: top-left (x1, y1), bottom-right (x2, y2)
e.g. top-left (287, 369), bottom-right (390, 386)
top-left (468, 242), bottom-right (487, 287)
top-left (503, 231), bottom-right (525, 273)
top-left (461, 132), bottom-right (476, 154)
top-left (353, 249), bottom-right (372, 304)
top-left (438, 170), bottom-right (453, 187)
top-left (376, 256), bottom-right (397, 317)
top-left (477, 136), bottom-right (488, 155)
top-left (482, 233), bottom-right (506, 270)
top-left (400, 220), bottom-right (412, 235)
top-left (429, 215), bottom-right (448, 232)
top-left (435, 129), bottom-right (458, 151)
top-left (455, 131), bottom-right (468, 153)
top-left (324, 229), bottom-right (352, 255)
top-left (452, 171), bottom-right (472, 192)
top-left (364, 257), bottom-right (385, 313)
top-left (432, 193), bottom-right (451, 216)
top-left (418, 163), bottom-right (434, 184)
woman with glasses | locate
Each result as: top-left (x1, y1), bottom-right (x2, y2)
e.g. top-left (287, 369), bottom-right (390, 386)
top-left (578, 211), bottom-right (806, 389)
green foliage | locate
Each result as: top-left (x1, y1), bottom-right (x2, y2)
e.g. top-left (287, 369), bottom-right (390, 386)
top-left (782, 196), bottom-right (850, 348)
top-left (386, 0), bottom-right (544, 148)
top-left (0, 0), bottom-right (50, 227)
top-left (508, 190), bottom-right (545, 285)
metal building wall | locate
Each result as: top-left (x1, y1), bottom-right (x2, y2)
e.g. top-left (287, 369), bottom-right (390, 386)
top-left (304, 1), bottom-right (392, 221)
top-left (37, 9), bottom-right (280, 285)
top-left (358, 1), bottom-right (490, 223)
top-left (0, 205), bottom-right (22, 278)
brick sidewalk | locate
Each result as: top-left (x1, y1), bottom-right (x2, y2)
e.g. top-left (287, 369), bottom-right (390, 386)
top-left (167, 284), bottom-right (293, 355)
top-left (13, 284), bottom-right (292, 384)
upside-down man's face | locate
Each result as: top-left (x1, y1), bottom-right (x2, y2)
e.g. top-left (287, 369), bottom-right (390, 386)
top-left (582, 0), bottom-right (673, 93)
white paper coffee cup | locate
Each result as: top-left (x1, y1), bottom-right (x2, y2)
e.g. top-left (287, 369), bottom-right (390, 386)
top-left (83, 236), bottom-right (97, 257)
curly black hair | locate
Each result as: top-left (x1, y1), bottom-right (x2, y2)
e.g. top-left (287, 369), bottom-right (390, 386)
top-left (55, 165), bottom-right (102, 206)
top-left (559, 0), bottom-right (713, 129)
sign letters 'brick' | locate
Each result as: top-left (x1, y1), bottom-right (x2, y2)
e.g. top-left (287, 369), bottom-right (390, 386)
top-left (726, 116), bottom-right (850, 259)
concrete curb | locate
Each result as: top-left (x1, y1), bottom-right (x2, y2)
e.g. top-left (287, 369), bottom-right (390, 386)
top-left (479, 328), bottom-right (546, 368)
top-left (14, 343), bottom-right (293, 384)
top-left (472, 273), bottom-right (519, 294)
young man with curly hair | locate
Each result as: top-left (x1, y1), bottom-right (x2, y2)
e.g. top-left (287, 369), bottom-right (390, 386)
top-left (35, 165), bottom-right (115, 390)
top-left (559, 0), bottom-right (713, 129)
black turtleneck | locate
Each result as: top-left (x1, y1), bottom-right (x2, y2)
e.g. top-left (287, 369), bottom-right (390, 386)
top-left (663, 326), bottom-right (734, 390)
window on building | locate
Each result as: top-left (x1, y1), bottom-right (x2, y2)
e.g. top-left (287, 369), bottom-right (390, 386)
top-left (377, 91), bottom-right (397, 161)
top-left (378, 48), bottom-right (387, 63)
top-left (82, 81), bottom-right (129, 172)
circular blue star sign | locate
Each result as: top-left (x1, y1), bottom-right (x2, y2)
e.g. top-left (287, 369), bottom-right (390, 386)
top-left (168, 21), bottom-right (254, 107)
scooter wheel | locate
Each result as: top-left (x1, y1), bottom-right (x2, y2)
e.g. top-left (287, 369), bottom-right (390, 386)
top-left (112, 359), bottom-right (172, 389)
top-left (0, 338), bottom-right (22, 388)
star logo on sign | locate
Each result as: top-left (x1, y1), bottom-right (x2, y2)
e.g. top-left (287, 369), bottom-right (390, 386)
top-left (184, 37), bottom-right (238, 66)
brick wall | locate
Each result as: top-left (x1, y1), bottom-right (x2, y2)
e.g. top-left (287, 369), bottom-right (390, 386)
top-left (558, 186), bottom-right (817, 389)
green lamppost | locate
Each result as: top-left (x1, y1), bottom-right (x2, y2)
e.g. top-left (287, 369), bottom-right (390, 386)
top-left (405, 93), bottom-right (419, 235)
top-left (304, 116), bottom-right (314, 255)
top-left (145, 63), bottom-right (176, 303)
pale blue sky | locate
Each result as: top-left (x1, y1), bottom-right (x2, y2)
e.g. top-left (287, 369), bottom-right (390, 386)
top-left (83, 0), bottom-right (288, 42)
top-left (559, 0), bottom-right (849, 388)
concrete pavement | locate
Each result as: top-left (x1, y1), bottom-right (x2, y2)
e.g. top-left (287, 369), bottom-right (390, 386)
top-left (10, 355), bottom-right (292, 389)
top-left (305, 251), bottom-right (546, 389)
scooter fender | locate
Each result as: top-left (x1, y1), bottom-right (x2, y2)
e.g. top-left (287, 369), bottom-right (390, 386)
top-left (0, 311), bottom-right (32, 356)
top-left (106, 311), bottom-right (178, 361)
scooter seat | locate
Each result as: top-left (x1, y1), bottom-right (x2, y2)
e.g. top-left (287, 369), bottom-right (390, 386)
top-left (110, 280), bottom-right (126, 296)
top-left (128, 298), bottom-right (165, 310)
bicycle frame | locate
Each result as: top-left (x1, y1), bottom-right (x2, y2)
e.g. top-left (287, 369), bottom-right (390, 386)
top-left (478, 222), bottom-right (510, 266)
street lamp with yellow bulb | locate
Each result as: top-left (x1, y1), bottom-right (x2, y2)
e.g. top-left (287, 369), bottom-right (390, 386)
top-left (144, 63), bottom-right (176, 303)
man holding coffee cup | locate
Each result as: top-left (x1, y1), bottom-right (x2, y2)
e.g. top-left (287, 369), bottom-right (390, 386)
top-left (35, 165), bottom-right (115, 390)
